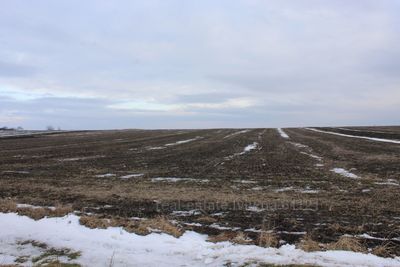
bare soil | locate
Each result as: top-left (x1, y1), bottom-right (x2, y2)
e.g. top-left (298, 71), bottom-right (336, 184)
top-left (1, 127), bottom-right (399, 255)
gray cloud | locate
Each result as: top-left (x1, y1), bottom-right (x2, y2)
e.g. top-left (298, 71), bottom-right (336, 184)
top-left (0, 61), bottom-right (36, 77)
top-left (0, 0), bottom-right (399, 129)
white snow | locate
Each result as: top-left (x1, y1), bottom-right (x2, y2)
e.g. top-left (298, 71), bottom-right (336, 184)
top-left (244, 228), bottom-right (262, 233)
top-left (338, 128), bottom-right (390, 134)
top-left (171, 210), bottom-right (202, 217)
top-left (274, 186), bottom-right (319, 194)
top-left (277, 128), bottom-right (289, 139)
top-left (250, 186), bottom-right (265, 191)
top-left (225, 142), bottom-right (259, 159)
top-left (246, 206), bottom-right (265, 212)
top-left (275, 187), bottom-right (294, 192)
top-left (16, 204), bottom-right (56, 210)
top-left (374, 180), bottom-right (399, 186)
top-left (242, 142), bottom-right (258, 153)
top-left (300, 190), bottom-right (319, 194)
top-left (223, 130), bottom-right (250, 139)
top-left (184, 222), bottom-right (203, 227)
top-left (331, 168), bottom-right (359, 179)
top-left (279, 231), bottom-right (307, 235)
top-left (305, 128), bottom-right (400, 144)
top-left (165, 136), bottom-right (202, 146)
top-left (146, 146), bottom-right (165, 150)
top-left (289, 142), bottom-right (309, 148)
top-left (95, 173), bottom-right (116, 178)
top-left (1, 213), bottom-right (400, 267)
top-left (58, 155), bottom-right (104, 162)
top-left (151, 177), bottom-right (209, 183)
top-left (120, 173), bottom-right (144, 179)
top-left (209, 223), bottom-right (241, 231)
top-left (233, 180), bottom-right (258, 184)
top-left (300, 151), bottom-right (323, 161)
top-left (147, 137), bottom-right (202, 150)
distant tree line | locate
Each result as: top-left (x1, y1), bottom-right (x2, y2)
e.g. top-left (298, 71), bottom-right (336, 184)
top-left (0, 126), bottom-right (24, 131)
top-left (1, 126), bottom-right (61, 131)
top-left (46, 125), bottom-right (61, 131)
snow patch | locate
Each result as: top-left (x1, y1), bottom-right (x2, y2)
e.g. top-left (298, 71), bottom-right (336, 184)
top-left (225, 142), bottom-right (259, 159)
top-left (223, 130), bottom-right (250, 139)
top-left (331, 168), bottom-right (359, 179)
top-left (151, 177), bottom-right (209, 183)
top-left (289, 142), bottom-right (308, 148)
top-left (275, 187), bottom-right (294, 192)
top-left (184, 222), bottom-right (203, 227)
top-left (209, 223), bottom-right (241, 231)
top-left (147, 146), bottom-right (166, 150)
top-left (374, 180), bottom-right (399, 186)
top-left (58, 155), bottom-right (104, 162)
top-left (300, 152), bottom-right (323, 161)
top-left (165, 136), bottom-right (202, 146)
top-left (171, 210), bottom-right (202, 217)
top-left (246, 206), bottom-right (265, 213)
top-left (1, 213), bottom-right (400, 267)
top-left (120, 173), bottom-right (144, 179)
top-left (146, 137), bottom-right (202, 150)
top-left (95, 173), bottom-right (116, 178)
top-left (277, 128), bottom-right (289, 139)
top-left (233, 180), bottom-right (258, 184)
top-left (243, 142), bottom-right (259, 153)
top-left (16, 204), bottom-right (56, 210)
top-left (250, 186), bottom-right (265, 191)
top-left (306, 128), bottom-right (400, 144)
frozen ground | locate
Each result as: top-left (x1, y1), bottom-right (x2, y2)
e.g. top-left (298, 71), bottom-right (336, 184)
top-left (1, 127), bottom-right (400, 262)
top-left (305, 128), bottom-right (400, 144)
top-left (331, 168), bottom-right (359, 179)
top-left (1, 213), bottom-right (400, 267)
top-left (277, 128), bottom-right (289, 139)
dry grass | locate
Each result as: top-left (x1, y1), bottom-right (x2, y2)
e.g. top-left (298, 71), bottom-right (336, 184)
top-left (18, 207), bottom-right (48, 220)
top-left (0, 198), bottom-right (73, 220)
top-left (297, 236), bottom-right (322, 252)
top-left (207, 231), bottom-right (252, 244)
top-left (133, 216), bottom-right (183, 237)
top-left (258, 231), bottom-right (279, 248)
top-left (79, 216), bottom-right (111, 229)
top-left (51, 204), bottom-right (74, 217)
top-left (298, 235), bottom-right (394, 257)
top-left (327, 236), bottom-right (366, 253)
top-left (207, 232), bottom-right (237, 243)
top-left (0, 199), bottom-right (17, 212)
top-left (329, 223), bottom-right (365, 234)
top-left (18, 205), bottom-right (73, 220)
top-left (79, 215), bottom-right (183, 237)
top-left (371, 242), bottom-right (395, 258)
top-left (232, 232), bottom-right (252, 245)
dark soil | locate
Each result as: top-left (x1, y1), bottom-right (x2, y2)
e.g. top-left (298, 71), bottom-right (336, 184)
top-left (1, 127), bottom-right (399, 254)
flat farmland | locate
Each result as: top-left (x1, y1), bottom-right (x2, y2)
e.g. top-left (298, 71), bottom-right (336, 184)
top-left (1, 127), bottom-right (400, 258)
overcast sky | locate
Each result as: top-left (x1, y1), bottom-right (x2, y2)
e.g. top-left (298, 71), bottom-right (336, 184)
top-left (1, 0), bottom-right (399, 129)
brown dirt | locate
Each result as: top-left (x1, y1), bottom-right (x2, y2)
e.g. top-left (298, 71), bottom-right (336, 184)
top-left (0, 127), bottom-right (399, 255)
